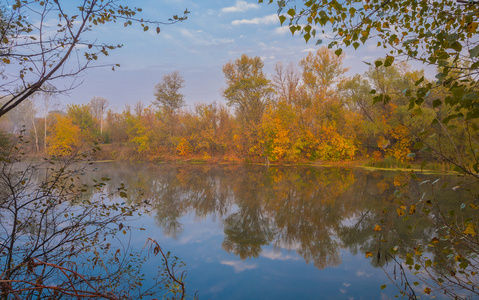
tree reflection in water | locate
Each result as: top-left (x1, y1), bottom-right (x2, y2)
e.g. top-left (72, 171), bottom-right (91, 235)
top-left (95, 163), bottom-right (471, 277)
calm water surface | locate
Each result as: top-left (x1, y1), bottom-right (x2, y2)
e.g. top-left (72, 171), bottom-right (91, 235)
top-left (91, 163), bottom-right (465, 299)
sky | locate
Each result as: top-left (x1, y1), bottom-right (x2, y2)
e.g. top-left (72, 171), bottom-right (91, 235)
top-left (60, 0), bottom-right (391, 112)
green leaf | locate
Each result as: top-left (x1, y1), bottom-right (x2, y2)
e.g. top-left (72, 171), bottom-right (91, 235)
top-left (315, 39), bottom-right (323, 45)
top-left (425, 259), bottom-right (432, 268)
top-left (374, 60), bottom-right (383, 67)
top-left (279, 15), bottom-right (286, 25)
top-left (381, 284), bottom-right (387, 290)
top-left (432, 99), bottom-right (442, 108)
top-left (334, 48), bottom-right (342, 56)
top-left (384, 56), bottom-right (394, 67)
top-left (415, 76), bottom-right (424, 86)
top-left (462, 92), bottom-right (478, 101)
top-left (470, 44), bottom-right (479, 58)
top-left (119, 191), bottom-right (127, 198)
top-left (304, 33), bottom-right (311, 43)
top-left (449, 41), bottom-right (462, 52)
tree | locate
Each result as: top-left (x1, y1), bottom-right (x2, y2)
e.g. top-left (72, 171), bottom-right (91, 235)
top-left (261, 0), bottom-right (479, 176)
top-left (153, 71), bottom-right (186, 114)
top-left (0, 137), bottom-right (191, 299)
top-left (272, 62), bottom-right (303, 106)
top-left (67, 103), bottom-right (98, 142)
top-left (90, 97), bottom-right (109, 136)
top-left (299, 47), bottom-right (348, 98)
top-left (0, 1), bottom-right (189, 118)
top-left (47, 113), bottom-right (82, 156)
top-left (261, 0), bottom-right (479, 297)
top-left (222, 54), bottom-right (274, 126)
top-left (37, 86), bottom-right (59, 153)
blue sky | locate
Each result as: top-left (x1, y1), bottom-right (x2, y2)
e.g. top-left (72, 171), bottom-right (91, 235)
top-left (65, 0), bottom-right (387, 111)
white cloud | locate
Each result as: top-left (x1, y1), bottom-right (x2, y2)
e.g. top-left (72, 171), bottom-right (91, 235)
top-left (222, 1), bottom-right (259, 13)
top-left (274, 26), bottom-right (291, 35)
top-left (176, 28), bottom-right (234, 46)
top-left (178, 28), bottom-right (194, 38)
top-left (221, 260), bottom-right (257, 273)
top-left (301, 48), bottom-right (316, 53)
top-left (232, 14), bottom-right (278, 26)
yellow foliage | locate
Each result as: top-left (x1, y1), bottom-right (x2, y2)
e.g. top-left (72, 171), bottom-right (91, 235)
top-left (387, 125), bottom-right (413, 162)
top-left (464, 223), bottom-right (476, 237)
top-left (258, 104), bottom-right (303, 162)
top-left (47, 115), bottom-right (81, 156)
top-left (316, 125), bottom-right (357, 161)
top-left (176, 138), bottom-right (192, 156)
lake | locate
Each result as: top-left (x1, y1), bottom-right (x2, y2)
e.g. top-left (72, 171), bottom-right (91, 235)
top-left (88, 163), bottom-right (468, 299)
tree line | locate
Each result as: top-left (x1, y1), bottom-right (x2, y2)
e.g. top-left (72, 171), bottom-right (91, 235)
top-left (1, 47), bottom-right (476, 168)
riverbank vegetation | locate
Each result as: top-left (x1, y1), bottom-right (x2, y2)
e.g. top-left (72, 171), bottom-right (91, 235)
top-left (1, 47), bottom-right (475, 173)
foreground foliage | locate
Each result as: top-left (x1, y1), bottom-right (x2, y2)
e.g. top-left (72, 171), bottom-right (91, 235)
top-left (0, 0), bottom-right (188, 117)
top-left (0, 136), bottom-right (191, 299)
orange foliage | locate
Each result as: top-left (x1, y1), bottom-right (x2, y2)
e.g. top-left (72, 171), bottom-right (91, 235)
top-left (386, 125), bottom-right (413, 162)
top-left (176, 137), bottom-right (192, 156)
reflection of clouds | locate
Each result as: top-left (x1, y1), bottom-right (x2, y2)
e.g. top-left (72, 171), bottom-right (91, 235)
top-left (340, 288), bottom-right (347, 294)
top-left (261, 249), bottom-right (299, 261)
top-left (210, 285), bottom-right (224, 293)
top-left (343, 282), bottom-right (351, 287)
top-left (177, 235), bottom-right (193, 245)
top-left (221, 260), bottom-right (258, 273)
top-left (274, 241), bottom-right (301, 251)
top-left (356, 270), bottom-right (373, 278)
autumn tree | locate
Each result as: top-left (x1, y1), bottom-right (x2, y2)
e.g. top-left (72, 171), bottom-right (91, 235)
top-left (223, 54), bottom-right (274, 126)
top-left (67, 104), bottom-right (98, 142)
top-left (262, 0), bottom-right (479, 176)
top-left (154, 71), bottom-right (186, 115)
top-left (272, 62), bottom-right (303, 106)
top-left (47, 114), bottom-right (82, 156)
top-left (299, 47), bottom-right (348, 98)
top-left (0, 1), bottom-right (188, 118)
top-left (90, 97), bottom-right (109, 136)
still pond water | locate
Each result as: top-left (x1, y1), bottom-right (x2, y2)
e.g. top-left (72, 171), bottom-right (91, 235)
top-left (92, 163), bottom-right (466, 299)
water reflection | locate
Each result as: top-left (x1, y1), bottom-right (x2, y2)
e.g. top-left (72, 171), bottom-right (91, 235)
top-left (93, 163), bottom-right (468, 277)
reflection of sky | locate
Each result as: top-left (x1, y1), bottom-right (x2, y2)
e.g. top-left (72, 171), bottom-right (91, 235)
top-left (122, 209), bottom-right (397, 300)
top-left (94, 163), bottom-right (463, 300)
